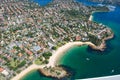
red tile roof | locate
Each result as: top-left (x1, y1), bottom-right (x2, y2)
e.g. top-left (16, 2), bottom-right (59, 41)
top-left (76, 36), bottom-right (81, 41)
top-left (25, 48), bottom-right (33, 55)
top-left (0, 67), bottom-right (4, 72)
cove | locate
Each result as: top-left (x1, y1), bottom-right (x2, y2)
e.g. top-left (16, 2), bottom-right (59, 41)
top-left (59, 3), bottom-right (120, 80)
top-left (21, 0), bottom-right (120, 80)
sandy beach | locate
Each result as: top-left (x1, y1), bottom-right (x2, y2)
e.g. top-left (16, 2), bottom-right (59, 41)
top-left (89, 15), bottom-right (93, 21)
top-left (11, 40), bottom-right (111, 80)
top-left (49, 32), bottom-right (114, 67)
top-left (11, 64), bottom-right (45, 80)
top-left (48, 41), bottom-right (105, 67)
top-left (11, 41), bottom-right (101, 80)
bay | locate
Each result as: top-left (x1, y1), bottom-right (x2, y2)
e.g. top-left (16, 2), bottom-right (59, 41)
top-left (21, 70), bottom-right (53, 80)
top-left (32, 0), bottom-right (52, 6)
top-left (22, 0), bottom-right (120, 80)
top-left (59, 3), bottom-right (120, 80)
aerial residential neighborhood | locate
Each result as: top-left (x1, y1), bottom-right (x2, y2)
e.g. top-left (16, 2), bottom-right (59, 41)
top-left (0, 0), bottom-right (114, 80)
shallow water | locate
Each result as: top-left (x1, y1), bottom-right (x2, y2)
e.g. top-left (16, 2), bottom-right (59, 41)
top-left (22, 0), bottom-right (120, 80)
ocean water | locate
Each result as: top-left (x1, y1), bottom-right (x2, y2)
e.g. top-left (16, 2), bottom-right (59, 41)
top-left (59, 4), bottom-right (120, 80)
top-left (22, 0), bottom-right (120, 80)
top-left (76, 0), bottom-right (99, 6)
top-left (32, 0), bottom-right (52, 6)
top-left (21, 70), bottom-right (53, 80)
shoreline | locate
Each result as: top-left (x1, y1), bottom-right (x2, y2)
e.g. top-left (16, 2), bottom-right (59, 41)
top-left (10, 42), bottom-right (104, 80)
top-left (89, 15), bottom-right (93, 21)
top-left (11, 33), bottom-right (114, 80)
top-left (11, 64), bottom-right (46, 80)
top-left (48, 42), bottom-right (98, 67)
top-left (48, 41), bottom-right (111, 67)
top-left (11, 11), bottom-right (114, 80)
top-left (48, 28), bottom-right (114, 67)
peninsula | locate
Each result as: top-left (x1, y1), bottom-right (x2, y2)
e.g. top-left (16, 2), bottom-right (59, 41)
top-left (0, 0), bottom-right (113, 80)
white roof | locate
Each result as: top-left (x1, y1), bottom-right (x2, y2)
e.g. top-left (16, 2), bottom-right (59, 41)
top-left (33, 46), bottom-right (41, 51)
top-left (1, 70), bottom-right (9, 76)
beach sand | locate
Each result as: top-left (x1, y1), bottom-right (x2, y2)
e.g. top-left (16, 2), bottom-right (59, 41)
top-left (89, 15), bottom-right (93, 21)
top-left (48, 41), bottom-right (105, 67)
top-left (11, 41), bottom-right (106, 80)
top-left (11, 64), bottom-right (45, 80)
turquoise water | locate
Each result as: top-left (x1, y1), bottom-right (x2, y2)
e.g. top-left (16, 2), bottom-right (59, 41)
top-left (59, 4), bottom-right (120, 80)
top-left (21, 70), bottom-right (53, 80)
top-left (22, 0), bottom-right (120, 80)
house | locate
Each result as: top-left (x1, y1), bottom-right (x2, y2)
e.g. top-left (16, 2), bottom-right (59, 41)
top-left (18, 53), bottom-right (23, 57)
top-left (48, 42), bottom-right (54, 49)
top-left (33, 46), bottom-right (41, 52)
top-left (8, 42), bottom-right (16, 49)
top-left (0, 67), bottom-right (4, 72)
top-left (1, 70), bottom-right (9, 76)
top-left (25, 48), bottom-right (33, 55)
top-left (0, 51), bottom-right (2, 54)
top-left (76, 36), bottom-right (81, 41)
top-left (0, 67), bottom-right (9, 76)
